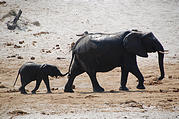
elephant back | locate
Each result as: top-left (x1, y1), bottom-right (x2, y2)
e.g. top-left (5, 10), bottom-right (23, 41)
top-left (73, 31), bottom-right (130, 54)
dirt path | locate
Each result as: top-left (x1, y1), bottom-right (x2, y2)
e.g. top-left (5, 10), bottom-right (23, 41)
top-left (0, 60), bottom-right (179, 118)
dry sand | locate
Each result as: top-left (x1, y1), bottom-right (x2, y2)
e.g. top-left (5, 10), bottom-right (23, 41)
top-left (0, 0), bottom-right (179, 119)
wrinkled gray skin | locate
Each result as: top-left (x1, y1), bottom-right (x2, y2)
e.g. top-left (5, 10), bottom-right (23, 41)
top-left (14, 62), bottom-right (67, 94)
top-left (64, 30), bottom-right (165, 92)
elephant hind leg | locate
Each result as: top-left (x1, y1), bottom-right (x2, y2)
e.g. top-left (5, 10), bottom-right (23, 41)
top-left (87, 71), bottom-right (104, 92)
top-left (19, 86), bottom-right (27, 94)
top-left (119, 67), bottom-right (129, 91)
top-left (19, 76), bottom-right (31, 94)
top-left (64, 61), bottom-right (84, 92)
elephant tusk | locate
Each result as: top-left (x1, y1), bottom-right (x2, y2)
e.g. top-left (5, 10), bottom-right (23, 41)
top-left (158, 50), bottom-right (169, 54)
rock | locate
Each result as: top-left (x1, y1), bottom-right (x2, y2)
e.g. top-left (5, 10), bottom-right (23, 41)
top-left (7, 89), bottom-right (19, 93)
top-left (0, 1), bottom-right (6, 5)
top-left (0, 10), bottom-right (16, 21)
top-left (7, 54), bottom-right (17, 58)
top-left (17, 56), bottom-right (23, 59)
top-left (159, 89), bottom-right (168, 93)
top-left (14, 45), bottom-right (21, 48)
top-left (72, 85), bottom-right (75, 89)
top-left (41, 112), bottom-right (46, 115)
top-left (32, 41), bottom-right (37, 46)
top-left (167, 99), bottom-right (173, 102)
top-left (173, 88), bottom-right (179, 92)
top-left (168, 75), bottom-right (172, 79)
top-left (110, 90), bottom-right (115, 93)
top-left (68, 96), bottom-right (73, 98)
top-left (41, 112), bottom-right (49, 115)
top-left (55, 45), bottom-right (60, 49)
top-left (71, 42), bottom-right (75, 49)
top-left (8, 110), bottom-right (28, 115)
top-left (144, 75), bottom-right (153, 78)
top-left (41, 49), bottom-right (45, 52)
top-left (51, 88), bottom-right (58, 90)
top-left (0, 84), bottom-right (7, 88)
top-left (4, 42), bottom-right (14, 46)
top-left (46, 50), bottom-right (51, 53)
top-left (70, 111), bottom-right (74, 113)
top-left (33, 31), bottom-right (49, 36)
top-left (145, 79), bottom-right (162, 85)
top-left (123, 100), bottom-right (143, 109)
top-left (30, 57), bottom-right (35, 60)
top-left (32, 21), bottom-right (40, 26)
top-left (124, 100), bottom-right (137, 104)
top-left (19, 41), bottom-right (24, 44)
top-left (57, 57), bottom-right (66, 60)
top-left (85, 95), bottom-right (98, 99)
top-left (28, 29), bottom-right (32, 32)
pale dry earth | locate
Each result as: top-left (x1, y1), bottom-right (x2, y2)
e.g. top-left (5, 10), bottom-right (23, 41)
top-left (0, 0), bottom-right (179, 119)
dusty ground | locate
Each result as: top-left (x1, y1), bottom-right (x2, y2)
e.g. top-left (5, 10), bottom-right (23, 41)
top-left (0, 0), bottom-right (179, 119)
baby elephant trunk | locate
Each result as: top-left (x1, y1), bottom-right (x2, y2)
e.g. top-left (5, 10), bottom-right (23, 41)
top-left (57, 70), bottom-right (69, 77)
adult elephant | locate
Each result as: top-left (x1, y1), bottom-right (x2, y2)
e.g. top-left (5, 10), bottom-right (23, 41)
top-left (64, 30), bottom-right (167, 92)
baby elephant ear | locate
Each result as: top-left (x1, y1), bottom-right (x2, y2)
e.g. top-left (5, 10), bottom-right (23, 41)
top-left (40, 64), bottom-right (48, 73)
top-left (123, 32), bottom-right (148, 57)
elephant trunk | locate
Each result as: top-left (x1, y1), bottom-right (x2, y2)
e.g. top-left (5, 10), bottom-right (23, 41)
top-left (157, 43), bottom-right (165, 80)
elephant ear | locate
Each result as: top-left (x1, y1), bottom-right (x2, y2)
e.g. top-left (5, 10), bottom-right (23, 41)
top-left (123, 32), bottom-right (148, 57)
top-left (40, 64), bottom-right (48, 75)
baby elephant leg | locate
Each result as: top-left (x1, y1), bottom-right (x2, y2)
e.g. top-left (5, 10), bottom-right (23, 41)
top-left (31, 79), bottom-right (42, 94)
top-left (19, 86), bottom-right (27, 94)
top-left (19, 78), bottom-right (31, 94)
top-left (43, 76), bottom-right (52, 93)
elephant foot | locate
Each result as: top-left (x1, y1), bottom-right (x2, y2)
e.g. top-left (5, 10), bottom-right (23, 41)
top-left (47, 91), bottom-right (52, 94)
top-left (20, 91), bottom-right (27, 94)
top-left (119, 86), bottom-right (129, 91)
top-left (93, 86), bottom-right (104, 92)
top-left (64, 88), bottom-right (74, 93)
top-left (137, 84), bottom-right (145, 89)
top-left (19, 88), bottom-right (27, 94)
top-left (31, 91), bottom-right (36, 94)
top-left (158, 76), bottom-right (164, 80)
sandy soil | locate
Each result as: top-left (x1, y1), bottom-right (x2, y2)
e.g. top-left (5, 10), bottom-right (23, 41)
top-left (0, 0), bottom-right (179, 119)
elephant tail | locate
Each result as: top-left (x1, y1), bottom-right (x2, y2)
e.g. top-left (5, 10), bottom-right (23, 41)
top-left (67, 51), bottom-right (75, 75)
top-left (13, 70), bottom-right (20, 87)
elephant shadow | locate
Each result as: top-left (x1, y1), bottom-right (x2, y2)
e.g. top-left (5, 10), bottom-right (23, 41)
top-left (79, 90), bottom-right (145, 94)
top-left (19, 90), bottom-right (146, 95)
top-left (23, 92), bottom-right (64, 95)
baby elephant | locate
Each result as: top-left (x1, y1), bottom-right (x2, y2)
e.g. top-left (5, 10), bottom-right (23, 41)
top-left (13, 62), bottom-right (68, 94)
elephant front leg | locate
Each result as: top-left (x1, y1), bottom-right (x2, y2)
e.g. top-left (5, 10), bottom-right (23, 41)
top-left (31, 79), bottom-right (42, 94)
top-left (119, 67), bottom-right (129, 91)
top-left (43, 76), bottom-right (52, 93)
top-left (130, 66), bottom-right (145, 89)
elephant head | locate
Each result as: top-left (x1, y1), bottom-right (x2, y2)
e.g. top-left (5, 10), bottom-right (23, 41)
top-left (41, 64), bottom-right (68, 78)
top-left (123, 31), bottom-right (167, 80)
